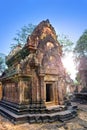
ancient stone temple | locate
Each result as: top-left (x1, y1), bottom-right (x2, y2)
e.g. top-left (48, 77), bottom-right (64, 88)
top-left (0, 20), bottom-right (77, 123)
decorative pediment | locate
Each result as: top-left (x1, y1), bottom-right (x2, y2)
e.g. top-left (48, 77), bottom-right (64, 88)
top-left (26, 19), bottom-right (61, 50)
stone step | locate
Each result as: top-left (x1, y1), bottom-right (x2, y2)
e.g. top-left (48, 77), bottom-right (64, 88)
top-left (0, 100), bottom-right (67, 115)
top-left (0, 106), bottom-right (29, 124)
top-left (58, 110), bottom-right (77, 122)
top-left (0, 100), bottom-right (29, 114)
top-left (46, 105), bottom-right (67, 114)
top-left (0, 105), bottom-right (77, 124)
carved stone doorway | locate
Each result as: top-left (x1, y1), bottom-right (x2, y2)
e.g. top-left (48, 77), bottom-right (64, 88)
top-left (45, 82), bottom-right (55, 106)
top-left (46, 83), bottom-right (53, 102)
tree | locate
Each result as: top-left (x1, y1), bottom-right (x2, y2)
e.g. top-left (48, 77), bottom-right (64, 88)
top-left (0, 54), bottom-right (6, 75)
top-left (11, 24), bottom-right (36, 50)
top-left (58, 34), bottom-right (74, 56)
top-left (58, 34), bottom-right (76, 80)
top-left (74, 29), bottom-right (87, 85)
top-left (74, 30), bottom-right (87, 70)
top-left (74, 29), bottom-right (87, 59)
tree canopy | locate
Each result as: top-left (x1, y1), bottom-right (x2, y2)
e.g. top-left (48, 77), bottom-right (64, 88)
top-left (74, 30), bottom-right (87, 58)
top-left (58, 34), bottom-right (74, 56)
top-left (73, 29), bottom-right (87, 85)
top-left (0, 54), bottom-right (6, 75)
top-left (74, 30), bottom-right (87, 69)
top-left (11, 24), bottom-right (36, 50)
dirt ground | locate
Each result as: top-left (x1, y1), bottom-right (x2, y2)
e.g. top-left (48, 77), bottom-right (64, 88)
top-left (0, 104), bottom-right (87, 130)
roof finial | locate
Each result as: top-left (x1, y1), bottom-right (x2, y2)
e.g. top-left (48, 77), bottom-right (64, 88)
top-left (46, 19), bottom-right (50, 23)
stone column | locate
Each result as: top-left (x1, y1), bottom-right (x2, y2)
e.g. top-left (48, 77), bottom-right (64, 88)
top-left (58, 77), bottom-right (64, 105)
top-left (38, 66), bottom-right (46, 108)
top-left (39, 76), bottom-right (45, 102)
top-left (54, 82), bottom-right (59, 105)
top-left (30, 69), bottom-right (39, 107)
top-left (2, 84), bottom-right (5, 100)
top-left (18, 80), bottom-right (24, 104)
top-left (0, 82), bottom-right (2, 100)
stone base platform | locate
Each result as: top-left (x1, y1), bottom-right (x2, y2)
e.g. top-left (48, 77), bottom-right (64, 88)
top-left (74, 93), bottom-right (87, 104)
top-left (0, 100), bottom-right (77, 124)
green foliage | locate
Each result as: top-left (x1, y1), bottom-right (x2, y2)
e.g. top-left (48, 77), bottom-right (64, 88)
top-left (58, 34), bottom-right (74, 56)
top-left (74, 30), bottom-right (87, 70)
top-left (11, 24), bottom-right (36, 50)
top-left (0, 56), bottom-right (6, 75)
top-left (74, 30), bottom-right (87, 57)
top-left (74, 29), bottom-right (87, 85)
top-left (73, 79), bottom-right (79, 85)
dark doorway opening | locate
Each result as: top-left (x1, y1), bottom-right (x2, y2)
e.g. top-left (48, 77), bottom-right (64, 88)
top-left (46, 84), bottom-right (53, 102)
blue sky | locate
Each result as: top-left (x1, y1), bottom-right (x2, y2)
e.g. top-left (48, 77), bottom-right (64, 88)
top-left (0, 0), bottom-right (87, 55)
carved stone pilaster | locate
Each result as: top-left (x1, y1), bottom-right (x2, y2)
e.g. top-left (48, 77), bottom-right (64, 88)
top-left (38, 66), bottom-right (46, 108)
top-left (0, 82), bottom-right (2, 100)
top-left (58, 77), bottom-right (64, 105)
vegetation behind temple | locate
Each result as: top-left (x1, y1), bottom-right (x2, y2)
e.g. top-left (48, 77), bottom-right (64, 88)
top-left (0, 53), bottom-right (6, 75)
top-left (11, 24), bottom-right (36, 50)
top-left (74, 30), bottom-right (87, 58)
top-left (74, 30), bottom-right (87, 69)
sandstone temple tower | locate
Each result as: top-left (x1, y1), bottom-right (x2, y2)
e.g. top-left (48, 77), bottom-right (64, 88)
top-left (0, 20), bottom-right (77, 123)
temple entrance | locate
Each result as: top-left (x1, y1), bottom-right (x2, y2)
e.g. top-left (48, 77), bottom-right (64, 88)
top-left (45, 81), bottom-right (58, 106)
top-left (45, 83), bottom-right (54, 105)
top-left (46, 84), bottom-right (53, 102)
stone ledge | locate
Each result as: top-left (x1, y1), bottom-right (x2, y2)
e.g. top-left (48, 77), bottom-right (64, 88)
top-left (0, 104), bottom-right (77, 124)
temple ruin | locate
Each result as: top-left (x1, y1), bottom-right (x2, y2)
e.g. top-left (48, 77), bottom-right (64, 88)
top-left (0, 20), bottom-right (77, 123)
top-left (75, 56), bottom-right (87, 102)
